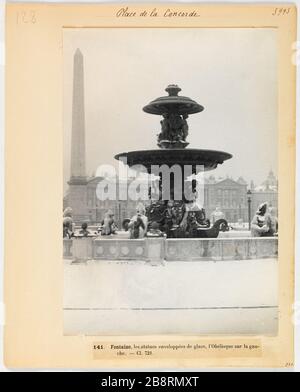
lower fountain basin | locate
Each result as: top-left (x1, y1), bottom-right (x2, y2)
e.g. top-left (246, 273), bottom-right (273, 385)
top-left (115, 148), bottom-right (232, 172)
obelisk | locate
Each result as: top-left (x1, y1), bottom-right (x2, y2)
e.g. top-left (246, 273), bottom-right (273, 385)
top-left (70, 48), bottom-right (86, 182)
top-left (68, 49), bottom-right (88, 222)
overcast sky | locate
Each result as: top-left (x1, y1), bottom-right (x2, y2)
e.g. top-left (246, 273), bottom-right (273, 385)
top-left (63, 28), bottom-right (277, 193)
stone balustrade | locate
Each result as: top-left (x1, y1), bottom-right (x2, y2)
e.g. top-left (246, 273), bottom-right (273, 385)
top-left (63, 237), bottom-right (278, 262)
top-left (165, 237), bottom-right (278, 261)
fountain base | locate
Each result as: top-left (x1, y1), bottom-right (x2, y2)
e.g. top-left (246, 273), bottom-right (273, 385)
top-left (144, 200), bottom-right (227, 238)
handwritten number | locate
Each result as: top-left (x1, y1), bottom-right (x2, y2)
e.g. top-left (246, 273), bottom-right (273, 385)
top-left (272, 8), bottom-right (290, 16)
top-left (285, 362), bottom-right (294, 367)
top-left (17, 11), bottom-right (37, 24)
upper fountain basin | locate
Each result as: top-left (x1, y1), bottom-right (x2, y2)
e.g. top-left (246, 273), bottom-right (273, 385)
top-left (143, 84), bottom-right (204, 115)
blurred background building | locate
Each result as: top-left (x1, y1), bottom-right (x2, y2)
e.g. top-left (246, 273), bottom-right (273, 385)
top-left (64, 170), bottom-right (278, 225)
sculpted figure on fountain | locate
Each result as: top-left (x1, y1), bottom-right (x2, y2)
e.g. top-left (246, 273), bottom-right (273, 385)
top-left (157, 113), bottom-right (189, 148)
top-left (128, 203), bottom-right (148, 239)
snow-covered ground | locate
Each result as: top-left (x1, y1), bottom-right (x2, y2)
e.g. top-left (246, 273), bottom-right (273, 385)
top-left (64, 258), bottom-right (278, 335)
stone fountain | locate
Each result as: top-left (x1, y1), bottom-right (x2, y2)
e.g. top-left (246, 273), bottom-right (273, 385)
top-left (115, 85), bottom-right (232, 238)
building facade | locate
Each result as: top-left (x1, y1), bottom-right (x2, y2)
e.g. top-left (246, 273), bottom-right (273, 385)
top-left (203, 176), bottom-right (248, 222)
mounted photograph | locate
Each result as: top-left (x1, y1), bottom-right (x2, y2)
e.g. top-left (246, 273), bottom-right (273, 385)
top-left (63, 27), bottom-right (279, 336)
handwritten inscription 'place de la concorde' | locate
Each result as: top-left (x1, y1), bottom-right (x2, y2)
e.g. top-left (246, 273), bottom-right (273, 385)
top-left (116, 7), bottom-right (201, 18)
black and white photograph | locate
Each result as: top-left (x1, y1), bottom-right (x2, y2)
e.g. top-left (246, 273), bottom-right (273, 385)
top-left (63, 28), bottom-right (279, 336)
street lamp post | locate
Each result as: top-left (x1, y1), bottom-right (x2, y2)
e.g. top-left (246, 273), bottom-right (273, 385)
top-left (247, 190), bottom-right (252, 231)
top-left (118, 202), bottom-right (122, 229)
top-left (96, 205), bottom-right (100, 225)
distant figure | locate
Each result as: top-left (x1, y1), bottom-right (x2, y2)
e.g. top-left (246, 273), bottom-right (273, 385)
top-left (128, 203), bottom-right (148, 239)
top-left (251, 202), bottom-right (272, 237)
top-left (78, 222), bottom-right (90, 237)
top-left (101, 210), bottom-right (117, 235)
top-left (211, 207), bottom-right (225, 224)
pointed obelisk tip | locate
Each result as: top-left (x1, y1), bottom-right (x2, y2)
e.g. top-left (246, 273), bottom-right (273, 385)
top-left (74, 48), bottom-right (83, 57)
